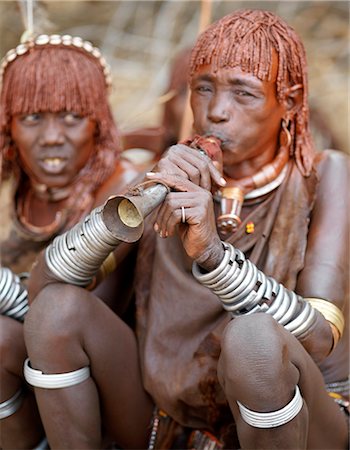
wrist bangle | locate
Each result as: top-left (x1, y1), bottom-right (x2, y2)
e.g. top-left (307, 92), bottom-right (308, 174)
top-left (192, 241), bottom-right (317, 339)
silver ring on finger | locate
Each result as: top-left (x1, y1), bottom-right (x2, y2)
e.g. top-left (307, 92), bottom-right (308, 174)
top-left (181, 206), bottom-right (186, 224)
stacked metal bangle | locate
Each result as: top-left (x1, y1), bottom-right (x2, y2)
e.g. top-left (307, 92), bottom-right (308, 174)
top-left (192, 242), bottom-right (316, 338)
top-left (45, 206), bottom-right (120, 287)
top-left (0, 268), bottom-right (29, 321)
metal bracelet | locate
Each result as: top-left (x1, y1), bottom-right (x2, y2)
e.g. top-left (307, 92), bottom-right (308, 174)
top-left (0, 388), bottom-right (24, 419)
top-left (237, 386), bottom-right (303, 428)
top-left (45, 206), bottom-right (121, 287)
top-left (192, 242), bottom-right (317, 338)
top-left (0, 268), bottom-right (29, 321)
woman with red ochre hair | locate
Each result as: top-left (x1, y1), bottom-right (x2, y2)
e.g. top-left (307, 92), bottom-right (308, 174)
top-left (24, 9), bottom-right (348, 450)
top-left (0, 35), bottom-right (145, 449)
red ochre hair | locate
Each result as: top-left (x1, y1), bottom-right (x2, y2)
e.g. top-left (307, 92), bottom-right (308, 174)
top-left (190, 9), bottom-right (315, 176)
top-left (0, 43), bottom-right (121, 210)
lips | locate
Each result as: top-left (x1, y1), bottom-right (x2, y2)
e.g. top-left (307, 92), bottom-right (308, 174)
top-left (38, 157), bottom-right (68, 174)
top-left (204, 131), bottom-right (229, 148)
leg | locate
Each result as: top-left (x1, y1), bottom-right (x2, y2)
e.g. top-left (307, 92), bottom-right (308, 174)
top-left (218, 313), bottom-right (348, 450)
top-left (0, 315), bottom-right (44, 449)
top-left (24, 283), bottom-right (154, 449)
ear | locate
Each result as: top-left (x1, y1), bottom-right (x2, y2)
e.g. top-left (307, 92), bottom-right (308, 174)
top-left (283, 84), bottom-right (303, 119)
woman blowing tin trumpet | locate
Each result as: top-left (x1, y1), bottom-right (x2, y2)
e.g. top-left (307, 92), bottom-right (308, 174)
top-left (25, 9), bottom-right (348, 450)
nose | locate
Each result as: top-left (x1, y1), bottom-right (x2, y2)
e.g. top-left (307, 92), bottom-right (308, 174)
top-left (38, 116), bottom-right (65, 146)
top-left (207, 94), bottom-right (230, 123)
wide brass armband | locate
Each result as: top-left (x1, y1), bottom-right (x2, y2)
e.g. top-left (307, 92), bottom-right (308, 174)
top-left (99, 252), bottom-right (117, 279)
top-left (86, 252), bottom-right (117, 291)
top-left (305, 298), bottom-right (345, 352)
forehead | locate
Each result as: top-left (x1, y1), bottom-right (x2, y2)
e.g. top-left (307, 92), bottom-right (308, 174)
top-left (190, 64), bottom-right (279, 98)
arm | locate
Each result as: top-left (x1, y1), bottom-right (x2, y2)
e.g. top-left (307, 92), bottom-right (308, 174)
top-left (295, 150), bottom-right (349, 360)
top-left (151, 149), bottom-right (348, 365)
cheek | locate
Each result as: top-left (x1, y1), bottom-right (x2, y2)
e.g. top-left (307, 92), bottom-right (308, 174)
top-left (191, 100), bottom-right (207, 127)
top-left (71, 127), bottom-right (96, 169)
top-left (11, 123), bottom-right (30, 151)
top-left (14, 134), bottom-right (35, 167)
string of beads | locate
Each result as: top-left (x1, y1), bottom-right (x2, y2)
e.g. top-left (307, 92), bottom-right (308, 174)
top-left (0, 34), bottom-right (112, 90)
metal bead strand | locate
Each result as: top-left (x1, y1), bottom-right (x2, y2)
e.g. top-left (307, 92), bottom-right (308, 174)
top-left (0, 268), bottom-right (29, 322)
top-left (45, 206), bottom-right (121, 287)
top-left (0, 34), bottom-right (112, 90)
top-left (192, 242), bottom-right (316, 338)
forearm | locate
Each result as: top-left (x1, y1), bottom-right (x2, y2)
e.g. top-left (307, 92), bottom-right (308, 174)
top-left (28, 203), bottom-right (133, 303)
top-left (193, 241), bottom-right (344, 363)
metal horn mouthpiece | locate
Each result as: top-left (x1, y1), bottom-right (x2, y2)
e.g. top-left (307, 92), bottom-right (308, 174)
top-left (217, 186), bottom-right (244, 235)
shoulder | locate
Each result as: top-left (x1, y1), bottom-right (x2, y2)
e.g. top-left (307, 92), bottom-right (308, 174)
top-left (314, 149), bottom-right (349, 179)
top-left (312, 150), bottom-right (349, 199)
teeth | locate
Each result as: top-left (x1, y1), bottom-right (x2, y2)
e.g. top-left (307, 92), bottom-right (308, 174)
top-left (44, 158), bottom-right (63, 166)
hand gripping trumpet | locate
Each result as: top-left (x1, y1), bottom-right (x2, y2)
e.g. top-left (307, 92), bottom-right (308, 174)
top-left (45, 135), bottom-right (224, 287)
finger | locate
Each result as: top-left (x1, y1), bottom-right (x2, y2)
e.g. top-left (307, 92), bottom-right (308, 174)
top-left (208, 161), bottom-right (226, 187)
top-left (179, 147), bottom-right (226, 188)
top-left (146, 172), bottom-right (204, 193)
top-left (154, 193), bottom-right (194, 237)
top-left (159, 145), bottom-right (226, 189)
top-left (165, 204), bottom-right (203, 237)
top-left (168, 148), bottom-right (213, 190)
top-left (167, 156), bottom-right (202, 187)
top-left (152, 160), bottom-right (189, 180)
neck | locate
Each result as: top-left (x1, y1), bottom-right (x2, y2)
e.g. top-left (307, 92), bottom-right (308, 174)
top-left (30, 182), bottom-right (72, 202)
top-left (223, 148), bottom-right (277, 181)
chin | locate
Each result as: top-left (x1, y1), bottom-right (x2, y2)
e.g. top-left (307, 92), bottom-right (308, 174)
top-left (222, 150), bottom-right (241, 164)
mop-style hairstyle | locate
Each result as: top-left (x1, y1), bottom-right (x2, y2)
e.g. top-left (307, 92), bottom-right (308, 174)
top-left (190, 9), bottom-right (315, 176)
top-left (0, 38), bottom-right (121, 225)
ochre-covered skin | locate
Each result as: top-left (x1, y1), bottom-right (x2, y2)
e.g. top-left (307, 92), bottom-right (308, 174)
top-left (21, 9), bottom-right (349, 450)
top-left (0, 39), bottom-right (149, 449)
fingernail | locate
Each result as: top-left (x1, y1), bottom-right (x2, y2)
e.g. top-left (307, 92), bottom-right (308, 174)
top-left (154, 223), bottom-right (159, 232)
top-left (147, 172), bottom-right (155, 177)
top-left (220, 177), bottom-right (226, 186)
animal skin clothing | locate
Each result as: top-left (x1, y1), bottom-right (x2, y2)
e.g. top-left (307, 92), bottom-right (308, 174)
top-left (134, 150), bottom-right (349, 431)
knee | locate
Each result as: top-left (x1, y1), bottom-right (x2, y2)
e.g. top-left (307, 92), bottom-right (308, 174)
top-left (24, 283), bottom-right (91, 354)
top-left (218, 314), bottom-right (298, 395)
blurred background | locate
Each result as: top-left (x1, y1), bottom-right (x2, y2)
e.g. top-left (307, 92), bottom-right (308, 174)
top-left (0, 0), bottom-right (349, 152)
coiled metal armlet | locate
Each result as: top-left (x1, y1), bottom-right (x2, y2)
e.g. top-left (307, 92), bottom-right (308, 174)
top-left (0, 268), bottom-right (29, 321)
top-left (193, 242), bottom-right (316, 338)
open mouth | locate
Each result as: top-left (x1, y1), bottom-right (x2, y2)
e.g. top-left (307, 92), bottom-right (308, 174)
top-left (39, 157), bottom-right (67, 174)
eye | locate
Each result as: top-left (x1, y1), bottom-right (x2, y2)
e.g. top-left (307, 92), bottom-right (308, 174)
top-left (20, 113), bottom-right (42, 124)
top-left (233, 89), bottom-right (255, 97)
top-left (62, 112), bottom-right (83, 125)
top-left (197, 85), bottom-right (211, 92)
top-left (193, 84), bottom-right (213, 96)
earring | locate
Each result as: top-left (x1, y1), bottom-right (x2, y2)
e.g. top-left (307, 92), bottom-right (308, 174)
top-left (3, 142), bottom-right (15, 161)
top-left (280, 119), bottom-right (291, 149)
